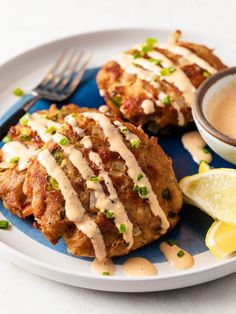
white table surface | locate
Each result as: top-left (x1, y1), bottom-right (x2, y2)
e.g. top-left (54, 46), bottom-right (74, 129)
top-left (0, 0), bottom-right (236, 313)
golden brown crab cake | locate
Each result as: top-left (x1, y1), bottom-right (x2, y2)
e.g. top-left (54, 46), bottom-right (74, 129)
top-left (0, 104), bottom-right (85, 218)
top-left (23, 109), bottom-right (182, 258)
top-left (97, 30), bottom-right (226, 132)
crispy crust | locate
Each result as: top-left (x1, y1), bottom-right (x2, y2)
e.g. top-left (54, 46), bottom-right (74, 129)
top-left (0, 105), bottom-right (182, 258)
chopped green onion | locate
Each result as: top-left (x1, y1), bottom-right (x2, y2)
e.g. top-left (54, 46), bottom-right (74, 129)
top-left (131, 139), bottom-right (140, 148)
top-left (45, 126), bottom-right (57, 134)
top-left (46, 176), bottom-right (59, 191)
top-left (13, 87), bottom-right (24, 97)
top-left (102, 272), bottom-right (110, 276)
top-left (122, 127), bottom-right (129, 133)
top-left (110, 96), bottom-right (122, 107)
top-left (59, 137), bottom-right (69, 146)
top-left (203, 71), bottom-right (210, 78)
top-left (2, 135), bottom-right (11, 144)
top-left (103, 209), bottom-right (113, 219)
top-left (133, 184), bottom-right (139, 193)
top-left (149, 58), bottom-right (162, 65)
top-left (0, 220), bottom-right (9, 230)
top-left (71, 112), bottom-right (77, 118)
top-left (162, 188), bottom-right (171, 200)
top-left (203, 147), bottom-right (210, 154)
top-left (90, 176), bottom-right (100, 182)
top-left (177, 250), bottom-right (185, 257)
top-left (20, 134), bottom-right (30, 142)
top-left (146, 37), bottom-right (157, 47)
top-left (139, 186), bottom-right (149, 198)
top-left (53, 151), bottom-right (64, 165)
top-left (142, 45), bottom-right (152, 53)
top-left (10, 157), bottom-right (20, 164)
top-left (19, 113), bottom-right (30, 126)
top-left (60, 209), bottom-right (66, 220)
top-left (166, 239), bottom-right (176, 246)
top-left (133, 51), bottom-right (142, 59)
top-left (160, 67), bottom-right (176, 76)
top-left (162, 96), bottom-right (171, 106)
top-left (137, 173), bottom-right (143, 181)
top-left (119, 223), bottom-right (127, 234)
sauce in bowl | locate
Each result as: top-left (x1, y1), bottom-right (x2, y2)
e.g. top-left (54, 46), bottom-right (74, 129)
top-left (206, 80), bottom-right (236, 139)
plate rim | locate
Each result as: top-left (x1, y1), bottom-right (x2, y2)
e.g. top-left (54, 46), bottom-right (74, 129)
top-left (0, 26), bottom-right (235, 291)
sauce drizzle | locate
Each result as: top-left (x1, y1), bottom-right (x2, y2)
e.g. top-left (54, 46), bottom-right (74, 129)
top-left (122, 257), bottom-right (157, 277)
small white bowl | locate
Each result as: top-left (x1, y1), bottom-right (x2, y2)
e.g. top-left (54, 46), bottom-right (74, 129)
top-left (193, 67), bottom-right (236, 165)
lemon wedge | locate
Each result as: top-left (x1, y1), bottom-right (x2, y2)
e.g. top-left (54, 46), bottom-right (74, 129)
top-left (198, 160), bottom-right (211, 173)
top-left (179, 168), bottom-right (236, 225)
top-left (206, 221), bottom-right (236, 258)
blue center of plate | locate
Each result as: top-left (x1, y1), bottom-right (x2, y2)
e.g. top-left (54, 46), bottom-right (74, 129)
top-left (0, 67), bottom-right (235, 264)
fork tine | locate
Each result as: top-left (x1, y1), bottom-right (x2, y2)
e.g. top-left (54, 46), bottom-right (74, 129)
top-left (55, 51), bottom-right (84, 94)
top-left (37, 49), bottom-right (70, 89)
top-left (63, 53), bottom-right (91, 97)
top-left (46, 50), bottom-right (77, 92)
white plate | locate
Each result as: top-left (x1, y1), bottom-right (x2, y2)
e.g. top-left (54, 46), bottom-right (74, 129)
top-left (0, 28), bottom-right (236, 292)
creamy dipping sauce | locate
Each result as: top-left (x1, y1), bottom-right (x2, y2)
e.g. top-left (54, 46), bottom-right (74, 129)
top-left (91, 257), bottom-right (116, 276)
top-left (122, 257), bottom-right (157, 277)
top-left (160, 241), bottom-right (194, 270)
top-left (206, 81), bottom-right (236, 139)
top-left (181, 131), bottom-right (212, 164)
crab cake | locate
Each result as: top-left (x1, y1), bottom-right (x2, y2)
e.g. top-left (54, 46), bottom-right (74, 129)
top-left (97, 30), bottom-right (226, 133)
top-left (0, 106), bottom-right (182, 259)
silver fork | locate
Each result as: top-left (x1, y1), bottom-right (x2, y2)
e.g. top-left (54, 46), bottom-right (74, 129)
top-left (0, 50), bottom-right (91, 139)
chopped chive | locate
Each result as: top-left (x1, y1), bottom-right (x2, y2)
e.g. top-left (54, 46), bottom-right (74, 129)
top-left (0, 220), bottom-right (9, 230)
top-left (162, 95), bottom-right (171, 106)
top-left (160, 67), bottom-right (176, 76)
top-left (166, 239), bottom-right (176, 246)
top-left (119, 223), bottom-right (127, 234)
top-left (203, 71), bottom-right (210, 78)
top-left (2, 135), bottom-right (11, 144)
top-left (146, 37), bottom-right (157, 47)
top-left (19, 113), bottom-right (30, 126)
top-left (71, 112), bottom-right (77, 118)
top-left (90, 176), bottom-right (100, 182)
top-left (139, 186), bottom-right (149, 198)
top-left (137, 173), bottom-right (143, 181)
top-left (102, 271), bottom-right (110, 276)
top-left (110, 96), bottom-right (122, 107)
top-left (133, 51), bottom-right (142, 59)
top-left (59, 137), bottom-right (69, 146)
top-left (149, 58), bottom-right (162, 65)
top-left (177, 250), bottom-right (185, 257)
top-left (45, 126), bottom-right (57, 134)
top-left (9, 157), bottom-right (20, 164)
top-left (131, 139), bottom-right (140, 148)
top-left (203, 147), bottom-right (210, 154)
top-left (122, 127), bottom-right (129, 133)
top-left (53, 151), bottom-right (64, 165)
top-left (162, 188), bottom-right (171, 200)
top-left (103, 209), bottom-right (113, 219)
top-left (142, 45), bottom-right (152, 53)
top-left (60, 209), bottom-right (66, 220)
top-left (20, 134), bottom-right (30, 142)
top-left (169, 67), bottom-right (176, 73)
top-left (46, 176), bottom-right (59, 191)
top-left (13, 87), bottom-right (24, 97)
top-left (133, 184), bottom-right (139, 193)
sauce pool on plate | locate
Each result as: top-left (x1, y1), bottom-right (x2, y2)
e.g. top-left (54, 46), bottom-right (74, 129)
top-left (122, 257), bottom-right (157, 277)
top-left (206, 80), bottom-right (236, 139)
top-left (160, 241), bottom-right (194, 270)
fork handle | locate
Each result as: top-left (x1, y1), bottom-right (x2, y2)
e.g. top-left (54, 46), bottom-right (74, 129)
top-left (0, 93), bottom-right (40, 140)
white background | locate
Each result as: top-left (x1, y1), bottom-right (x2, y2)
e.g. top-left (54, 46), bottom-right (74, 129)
top-left (0, 0), bottom-right (236, 313)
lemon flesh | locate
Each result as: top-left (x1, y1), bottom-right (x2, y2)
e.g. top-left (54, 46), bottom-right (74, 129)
top-left (206, 221), bottom-right (236, 258)
top-left (179, 168), bottom-right (236, 225)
